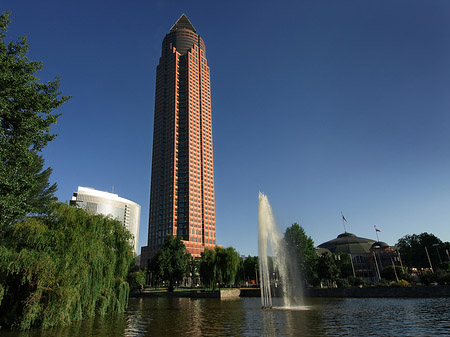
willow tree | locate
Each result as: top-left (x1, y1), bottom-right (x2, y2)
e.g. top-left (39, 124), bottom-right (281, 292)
top-left (200, 248), bottom-right (217, 290)
top-left (200, 246), bottom-right (241, 289)
top-left (0, 203), bottom-right (134, 329)
top-left (0, 11), bottom-right (69, 231)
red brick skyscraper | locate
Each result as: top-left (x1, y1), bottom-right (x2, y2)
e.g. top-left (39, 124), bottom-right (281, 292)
top-left (141, 14), bottom-right (216, 265)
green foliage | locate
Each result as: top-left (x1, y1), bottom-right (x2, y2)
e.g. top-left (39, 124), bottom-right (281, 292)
top-left (380, 266), bottom-right (404, 282)
top-left (240, 256), bottom-right (258, 283)
top-left (148, 235), bottom-right (191, 292)
top-left (420, 270), bottom-right (450, 286)
top-left (217, 246), bottom-right (241, 286)
top-left (334, 253), bottom-right (354, 278)
top-left (396, 232), bottom-right (441, 269)
top-left (391, 279), bottom-right (411, 287)
top-left (336, 278), bottom-right (350, 288)
top-left (186, 256), bottom-right (200, 286)
top-left (199, 248), bottom-right (217, 290)
top-left (127, 270), bottom-right (146, 291)
top-left (438, 261), bottom-right (450, 272)
top-left (0, 11), bottom-right (70, 231)
top-left (199, 246), bottom-right (241, 289)
top-left (0, 203), bottom-right (134, 330)
top-left (317, 253), bottom-right (339, 284)
top-left (347, 276), bottom-right (368, 287)
top-left (284, 223), bottom-right (318, 285)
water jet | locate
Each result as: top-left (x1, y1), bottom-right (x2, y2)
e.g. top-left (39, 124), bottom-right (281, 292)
top-left (258, 192), bottom-right (304, 309)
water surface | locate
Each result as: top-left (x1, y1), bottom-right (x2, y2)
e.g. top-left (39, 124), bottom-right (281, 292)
top-left (1, 297), bottom-right (449, 336)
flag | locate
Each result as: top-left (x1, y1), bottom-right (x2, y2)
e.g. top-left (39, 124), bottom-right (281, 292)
top-left (342, 214), bottom-right (347, 222)
top-left (376, 228), bottom-right (381, 232)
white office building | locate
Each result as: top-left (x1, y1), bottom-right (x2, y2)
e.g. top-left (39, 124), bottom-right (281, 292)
top-left (71, 186), bottom-right (140, 254)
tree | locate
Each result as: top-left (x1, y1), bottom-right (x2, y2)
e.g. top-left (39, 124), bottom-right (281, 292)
top-left (334, 253), bottom-right (354, 278)
top-left (148, 235), bottom-right (191, 292)
top-left (199, 248), bottom-right (217, 290)
top-left (0, 11), bottom-right (70, 231)
top-left (0, 203), bottom-right (134, 329)
top-left (397, 233), bottom-right (442, 270)
top-left (216, 246), bottom-right (241, 286)
top-left (127, 270), bottom-right (146, 291)
top-left (380, 266), bottom-right (411, 282)
top-left (240, 256), bottom-right (258, 283)
top-left (186, 255), bottom-right (201, 287)
top-left (317, 253), bottom-right (339, 286)
top-left (284, 223), bottom-right (318, 285)
top-left (199, 246), bottom-right (241, 289)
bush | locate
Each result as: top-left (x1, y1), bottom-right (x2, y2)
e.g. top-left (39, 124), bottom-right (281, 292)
top-left (437, 262), bottom-right (450, 272)
top-left (374, 279), bottom-right (390, 287)
top-left (391, 279), bottom-right (412, 287)
top-left (435, 270), bottom-right (450, 285)
top-left (336, 278), bottom-right (350, 288)
top-left (419, 272), bottom-right (436, 285)
top-left (347, 276), bottom-right (367, 287)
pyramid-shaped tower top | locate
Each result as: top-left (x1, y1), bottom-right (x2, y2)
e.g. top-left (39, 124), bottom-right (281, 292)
top-left (170, 14), bottom-right (197, 33)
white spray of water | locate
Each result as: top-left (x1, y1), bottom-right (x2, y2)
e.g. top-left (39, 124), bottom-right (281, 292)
top-left (258, 192), bottom-right (304, 309)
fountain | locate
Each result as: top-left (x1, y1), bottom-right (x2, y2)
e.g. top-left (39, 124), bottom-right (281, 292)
top-left (258, 192), bottom-right (304, 309)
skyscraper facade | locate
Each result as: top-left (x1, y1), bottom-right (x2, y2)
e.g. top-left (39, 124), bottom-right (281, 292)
top-left (141, 14), bottom-right (216, 266)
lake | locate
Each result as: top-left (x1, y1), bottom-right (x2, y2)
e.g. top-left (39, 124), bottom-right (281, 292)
top-left (1, 296), bottom-right (449, 336)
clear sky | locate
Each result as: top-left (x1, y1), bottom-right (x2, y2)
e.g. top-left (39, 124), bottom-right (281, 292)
top-left (3, 0), bottom-right (450, 256)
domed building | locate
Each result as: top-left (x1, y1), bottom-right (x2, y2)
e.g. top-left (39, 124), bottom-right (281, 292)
top-left (318, 232), bottom-right (375, 280)
top-left (318, 232), bottom-right (375, 254)
top-left (317, 232), bottom-right (400, 281)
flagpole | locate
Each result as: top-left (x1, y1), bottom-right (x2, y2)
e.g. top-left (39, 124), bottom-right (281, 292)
top-left (341, 212), bottom-right (347, 233)
top-left (374, 225), bottom-right (380, 242)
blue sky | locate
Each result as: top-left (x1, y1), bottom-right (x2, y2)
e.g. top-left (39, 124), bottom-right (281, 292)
top-left (3, 0), bottom-right (450, 256)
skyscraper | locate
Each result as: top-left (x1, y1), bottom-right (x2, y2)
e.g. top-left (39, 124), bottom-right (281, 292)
top-left (141, 14), bottom-right (216, 266)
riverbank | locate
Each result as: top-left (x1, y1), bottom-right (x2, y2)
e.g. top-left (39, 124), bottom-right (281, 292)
top-left (131, 285), bottom-right (450, 299)
top-left (241, 285), bottom-right (450, 298)
top-left (130, 288), bottom-right (241, 299)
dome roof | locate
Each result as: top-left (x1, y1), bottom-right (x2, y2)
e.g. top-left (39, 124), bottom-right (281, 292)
top-left (370, 241), bottom-right (390, 249)
top-left (317, 232), bottom-right (376, 255)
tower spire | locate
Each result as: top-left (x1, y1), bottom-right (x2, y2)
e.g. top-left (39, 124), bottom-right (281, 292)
top-left (170, 13), bottom-right (196, 33)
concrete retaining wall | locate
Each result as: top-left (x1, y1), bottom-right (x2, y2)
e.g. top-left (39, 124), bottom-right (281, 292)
top-left (220, 288), bottom-right (240, 299)
top-left (239, 286), bottom-right (450, 298)
top-left (305, 286), bottom-right (450, 298)
top-left (190, 289), bottom-right (240, 299)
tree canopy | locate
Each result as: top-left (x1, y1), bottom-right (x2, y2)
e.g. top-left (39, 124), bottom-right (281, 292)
top-left (317, 252), bottom-right (340, 285)
top-left (241, 256), bottom-right (258, 283)
top-left (0, 11), bottom-right (70, 231)
top-left (396, 232), bottom-right (443, 270)
top-left (199, 246), bottom-right (241, 290)
top-left (284, 223), bottom-right (318, 285)
top-left (149, 235), bottom-right (191, 291)
top-left (0, 204), bottom-right (134, 329)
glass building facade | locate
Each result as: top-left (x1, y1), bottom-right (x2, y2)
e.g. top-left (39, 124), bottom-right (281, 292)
top-left (71, 186), bottom-right (141, 254)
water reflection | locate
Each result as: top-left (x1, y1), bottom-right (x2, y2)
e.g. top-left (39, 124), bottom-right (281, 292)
top-left (1, 297), bottom-right (449, 336)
